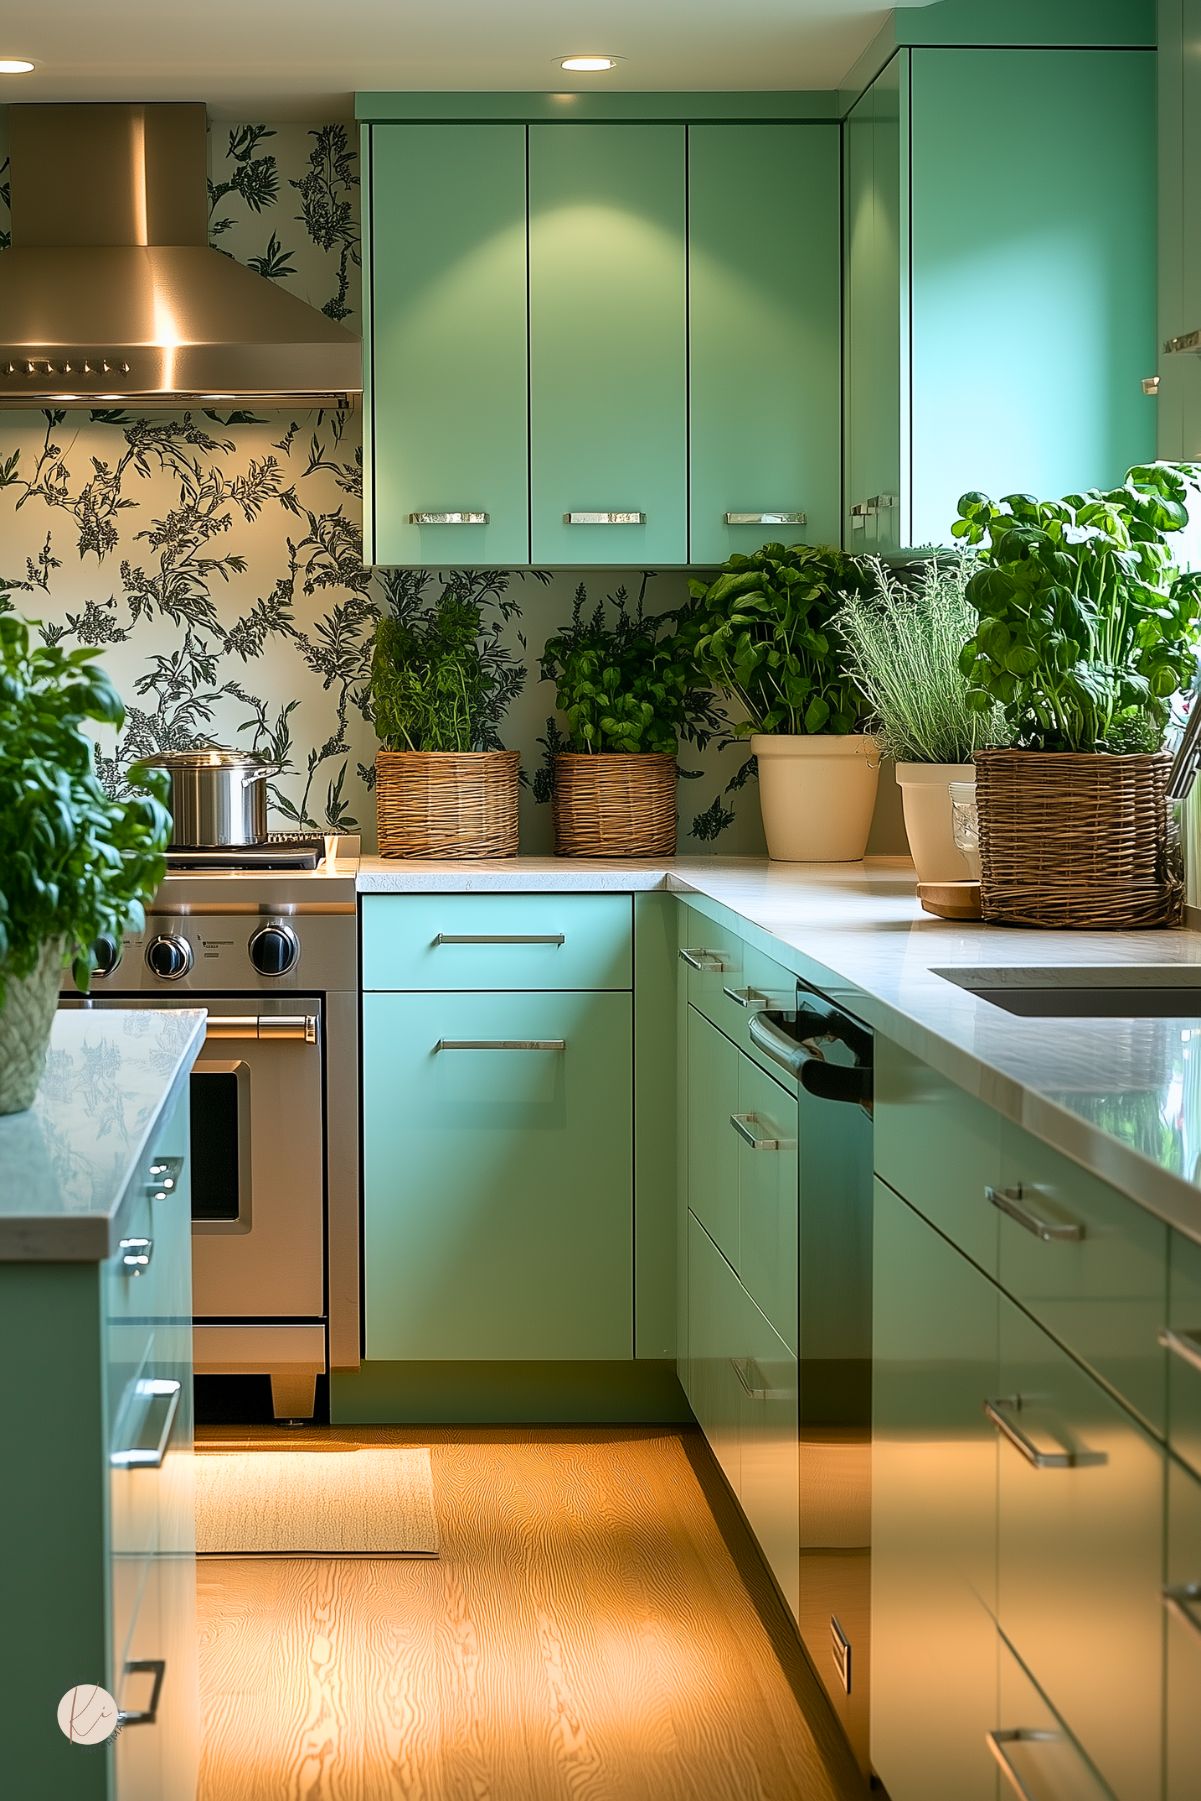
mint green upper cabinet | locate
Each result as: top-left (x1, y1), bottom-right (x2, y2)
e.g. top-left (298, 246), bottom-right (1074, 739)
top-left (528, 124), bottom-right (687, 565)
top-left (366, 124), bottom-right (529, 567)
top-left (688, 125), bottom-right (840, 563)
top-left (843, 67), bottom-right (903, 555)
top-left (907, 48), bottom-right (1155, 545)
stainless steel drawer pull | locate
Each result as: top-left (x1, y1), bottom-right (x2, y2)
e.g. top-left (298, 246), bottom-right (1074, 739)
top-left (1164, 1583), bottom-right (1201, 1642)
top-left (119, 1236), bottom-right (153, 1274)
top-left (146, 1154), bottom-right (183, 1191)
top-left (435, 1039), bottom-right (566, 1052)
top-left (433, 933), bottom-right (565, 947)
top-left (204, 1014), bottom-right (318, 1044)
top-left (408, 511), bottom-right (489, 525)
top-left (723, 985), bottom-right (768, 1009)
top-left (986, 1729), bottom-right (1065, 1799)
top-left (679, 947), bottom-right (726, 972)
top-left (724, 511), bottom-right (806, 526)
top-left (729, 1357), bottom-right (790, 1402)
top-left (110, 1378), bottom-right (182, 1470)
top-left (730, 1112), bottom-right (790, 1152)
top-left (984, 1397), bottom-right (1105, 1469)
top-left (564, 511), bottom-right (646, 525)
top-left (118, 1658), bottom-right (166, 1728)
top-left (1159, 1325), bottom-right (1201, 1376)
top-left (986, 1185), bottom-right (1084, 1243)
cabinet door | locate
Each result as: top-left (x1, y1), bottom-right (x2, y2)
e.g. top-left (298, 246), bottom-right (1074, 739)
top-left (687, 1211), bottom-right (742, 1496)
top-left (843, 64), bottom-right (902, 555)
top-left (737, 1283), bottom-right (800, 1621)
top-left (1166, 1457), bottom-right (1201, 1801)
top-left (529, 124), bottom-right (687, 564)
top-left (871, 1180), bottom-right (999, 1801)
top-left (735, 1054), bottom-right (798, 1354)
top-left (367, 124), bottom-right (529, 566)
top-left (995, 1296), bottom-right (1164, 1801)
top-left (688, 124), bottom-right (840, 562)
top-left (687, 1006), bottom-right (740, 1268)
top-left (995, 1638), bottom-right (1112, 1801)
top-left (363, 991), bottom-right (632, 1359)
top-left (1165, 1228), bottom-right (1201, 1480)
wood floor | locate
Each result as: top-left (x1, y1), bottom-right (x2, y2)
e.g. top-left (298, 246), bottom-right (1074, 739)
top-left (196, 1425), bottom-right (868, 1801)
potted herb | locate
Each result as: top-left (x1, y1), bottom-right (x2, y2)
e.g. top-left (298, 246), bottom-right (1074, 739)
top-left (539, 582), bottom-right (719, 856)
top-left (683, 543), bottom-right (878, 860)
top-left (0, 616), bottom-right (171, 1114)
top-left (836, 551), bottom-right (1007, 882)
top-left (953, 464), bottom-right (1201, 927)
top-left (369, 573), bottom-right (526, 858)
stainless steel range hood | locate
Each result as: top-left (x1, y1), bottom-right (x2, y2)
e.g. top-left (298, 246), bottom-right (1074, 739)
top-left (0, 103), bottom-right (361, 407)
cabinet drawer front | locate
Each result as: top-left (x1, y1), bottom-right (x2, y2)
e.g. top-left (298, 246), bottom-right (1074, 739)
top-left (995, 1638), bottom-right (1112, 1801)
top-left (737, 1283), bottom-right (800, 1621)
top-left (680, 920), bottom-right (796, 1086)
top-left (875, 1037), bottom-right (1002, 1274)
top-left (686, 1212), bottom-right (742, 1496)
top-left (687, 1006), bottom-right (740, 1269)
top-left (735, 1055), bottom-right (798, 1353)
top-left (362, 893), bottom-right (632, 991)
top-left (364, 991), bottom-right (632, 1360)
top-left (367, 124), bottom-right (530, 567)
top-left (995, 1297), bottom-right (1164, 1801)
top-left (114, 1545), bottom-right (198, 1801)
top-left (999, 1123), bottom-right (1167, 1436)
top-left (1165, 1230), bottom-right (1201, 1479)
top-left (1166, 1458), bottom-right (1201, 1801)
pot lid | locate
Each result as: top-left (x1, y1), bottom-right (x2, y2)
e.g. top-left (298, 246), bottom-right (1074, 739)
top-left (138, 743), bottom-right (271, 770)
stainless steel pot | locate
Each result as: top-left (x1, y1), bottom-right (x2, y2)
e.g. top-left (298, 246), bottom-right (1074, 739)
top-left (137, 745), bottom-right (284, 848)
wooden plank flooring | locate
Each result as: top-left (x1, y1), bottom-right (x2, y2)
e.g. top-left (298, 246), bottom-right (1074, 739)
top-left (196, 1425), bottom-right (868, 1801)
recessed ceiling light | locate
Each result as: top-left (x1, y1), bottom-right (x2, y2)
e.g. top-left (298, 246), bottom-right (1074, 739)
top-left (560, 55), bottom-right (619, 73)
top-left (0, 58), bottom-right (36, 74)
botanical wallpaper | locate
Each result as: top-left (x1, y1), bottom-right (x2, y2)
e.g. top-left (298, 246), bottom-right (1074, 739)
top-left (0, 118), bottom-right (765, 852)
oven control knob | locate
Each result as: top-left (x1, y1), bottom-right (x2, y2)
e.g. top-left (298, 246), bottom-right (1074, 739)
top-left (146, 934), bottom-right (193, 981)
top-left (249, 921), bottom-right (299, 978)
top-left (91, 935), bottom-right (122, 978)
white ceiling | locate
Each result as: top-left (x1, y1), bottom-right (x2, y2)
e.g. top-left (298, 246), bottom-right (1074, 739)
top-left (0, 1), bottom-right (916, 118)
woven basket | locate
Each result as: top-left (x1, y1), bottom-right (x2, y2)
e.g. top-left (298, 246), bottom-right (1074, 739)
top-left (553, 753), bottom-right (677, 857)
top-left (974, 748), bottom-right (1181, 930)
top-left (375, 750), bottom-right (519, 859)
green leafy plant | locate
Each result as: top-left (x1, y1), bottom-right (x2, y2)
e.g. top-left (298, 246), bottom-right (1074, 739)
top-left (953, 465), bottom-right (1201, 752)
top-left (682, 543), bottom-right (877, 735)
top-left (369, 571), bottom-right (526, 753)
top-left (539, 581), bottom-right (721, 755)
top-left (0, 616), bottom-right (172, 1001)
top-left (836, 552), bottom-right (1007, 762)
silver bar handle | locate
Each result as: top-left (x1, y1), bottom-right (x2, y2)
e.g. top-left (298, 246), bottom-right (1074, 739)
top-left (408, 511), bottom-right (489, 525)
top-left (1164, 1583), bottom-right (1201, 1642)
top-left (984, 1397), bottom-right (1103, 1469)
top-left (119, 1236), bottom-right (153, 1275)
top-left (1164, 329), bottom-right (1201, 355)
top-left (986, 1729), bottom-right (1066, 1800)
top-left (435, 1039), bottom-right (565, 1052)
top-left (564, 511), bottom-right (646, 525)
top-left (729, 1356), bottom-right (790, 1402)
top-left (746, 1010), bottom-right (807, 1079)
top-left (434, 933), bottom-right (565, 947)
top-left (1159, 1325), bottom-right (1201, 1376)
top-left (730, 1112), bottom-right (790, 1152)
top-left (204, 1014), bottom-right (318, 1044)
top-left (110, 1378), bottom-right (181, 1470)
top-left (119, 1658), bottom-right (166, 1728)
top-left (723, 985), bottom-right (768, 1009)
top-left (724, 511), bottom-right (806, 526)
top-left (986, 1185), bottom-right (1085, 1243)
top-left (679, 947), bottom-right (727, 972)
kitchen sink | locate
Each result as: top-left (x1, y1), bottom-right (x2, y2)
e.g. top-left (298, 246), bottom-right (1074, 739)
top-left (933, 967), bottom-right (1201, 1018)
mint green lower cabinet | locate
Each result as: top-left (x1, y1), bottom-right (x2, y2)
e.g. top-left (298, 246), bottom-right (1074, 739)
top-left (871, 1178), bottom-right (999, 1801)
top-left (363, 991), bottom-right (632, 1360)
top-left (737, 1281), bottom-right (800, 1621)
top-left (1165, 1228), bottom-right (1201, 1479)
top-left (362, 892), bottom-right (633, 993)
top-left (734, 1055), bottom-right (798, 1354)
top-left (995, 1296), bottom-right (1163, 1801)
top-left (686, 1211), bottom-right (743, 1495)
top-left (686, 1005), bottom-right (740, 1269)
top-left (687, 123), bottom-right (840, 561)
top-left (1166, 1456), bottom-right (1201, 1801)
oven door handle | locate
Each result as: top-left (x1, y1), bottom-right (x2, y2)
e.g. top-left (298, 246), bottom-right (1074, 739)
top-left (204, 1014), bottom-right (319, 1044)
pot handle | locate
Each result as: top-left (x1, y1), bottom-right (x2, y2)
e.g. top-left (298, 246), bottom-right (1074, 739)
top-left (241, 763), bottom-right (284, 787)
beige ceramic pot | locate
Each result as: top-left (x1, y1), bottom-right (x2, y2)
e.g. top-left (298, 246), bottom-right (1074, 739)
top-left (0, 939), bottom-right (64, 1115)
top-left (895, 762), bottom-right (975, 883)
top-left (751, 733), bottom-right (880, 861)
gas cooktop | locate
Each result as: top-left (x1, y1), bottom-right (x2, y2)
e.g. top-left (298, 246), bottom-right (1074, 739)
top-left (164, 833), bottom-right (330, 872)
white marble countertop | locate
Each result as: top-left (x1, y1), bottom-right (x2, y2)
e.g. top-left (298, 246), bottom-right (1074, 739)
top-left (0, 1008), bottom-right (206, 1261)
top-left (361, 853), bottom-right (1201, 1240)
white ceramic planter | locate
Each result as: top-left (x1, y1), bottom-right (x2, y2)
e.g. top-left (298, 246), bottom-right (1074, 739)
top-left (895, 762), bottom-right (975, 883)
top-left (751, 733), bottom-right (880, 862)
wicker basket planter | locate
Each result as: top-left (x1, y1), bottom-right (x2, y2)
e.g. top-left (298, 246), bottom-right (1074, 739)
top-left (973, 748), bottom-right (1181, 930)
top-left (375, 750), bottom-right (519, 859)
top-left (553, 753), bottom-right (678, 857)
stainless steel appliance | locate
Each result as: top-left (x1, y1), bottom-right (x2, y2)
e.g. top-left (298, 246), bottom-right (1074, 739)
top-left (749, 984), bottom-right (875, 1777)
top-left (138, 744), bottom-right (284, 849)
top-left (61, 836), bottom-right (360, 1419)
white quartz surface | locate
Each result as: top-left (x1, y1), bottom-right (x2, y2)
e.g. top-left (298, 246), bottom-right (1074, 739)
top-left (0, 1008), bottom-right (206, 1261)
top-left (361, 853), bottom-right (1201, 1239)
